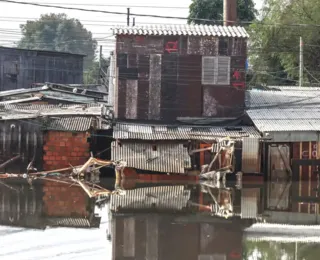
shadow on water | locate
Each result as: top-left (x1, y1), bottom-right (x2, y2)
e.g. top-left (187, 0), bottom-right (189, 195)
top-left (1, 176), bottom-right (320, 259)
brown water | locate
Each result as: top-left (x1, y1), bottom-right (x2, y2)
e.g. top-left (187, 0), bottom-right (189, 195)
top-left (1, 178), bottom-right (320, 259)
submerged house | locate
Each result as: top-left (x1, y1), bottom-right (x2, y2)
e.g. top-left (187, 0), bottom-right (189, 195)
top-left (0, 47), bottom-right (84, 91)
top-left (0, 103), bottom-right (113, 173)
top-left (246, 86), bottom-right (320, 184)
top-left (109, 24), bottom-right (262, 176)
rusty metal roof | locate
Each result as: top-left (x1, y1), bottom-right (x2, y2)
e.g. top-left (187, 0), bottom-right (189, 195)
top-left (111, 142), bottom-right (191, 173)
top-left (110, 185), bottom-right (191, 212)
top-left (111, 24), bottom-right (249, 38)
top-left (113, 122), bottom-right (261, 140)
top-left (43, 116), bottom-right (93, 132)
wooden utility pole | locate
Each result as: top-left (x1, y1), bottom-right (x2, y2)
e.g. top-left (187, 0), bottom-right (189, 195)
top-left (223, 0), bottom-right (237, 26)
top-left (132, 17), bottom-right (135, 26)
top-left (127, 8), bottom-right (130, 26)
top-left (98, 45), bottom-right (102, 83)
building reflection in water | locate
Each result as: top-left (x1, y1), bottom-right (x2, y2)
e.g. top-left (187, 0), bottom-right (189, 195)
top-left (0, 178), bottom-right (101, 229)
top-left (2, 176), bottom-right (320, 259)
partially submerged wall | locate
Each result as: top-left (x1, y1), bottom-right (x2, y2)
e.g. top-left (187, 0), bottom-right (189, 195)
top-left (43, 131), bottom-right (90, 170)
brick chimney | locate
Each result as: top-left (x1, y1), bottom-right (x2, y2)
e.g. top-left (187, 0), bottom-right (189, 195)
top-left (223, 0), bottom-right (237, 26)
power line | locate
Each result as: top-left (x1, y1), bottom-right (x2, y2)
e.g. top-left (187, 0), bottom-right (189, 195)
top-left (31, 2), bottom-right (189, 9)
top-left (2, 0), bottom-right (320, 28)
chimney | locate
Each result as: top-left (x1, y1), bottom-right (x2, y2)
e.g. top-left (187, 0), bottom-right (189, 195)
top-left (223, 0), bottom-right (237, 26)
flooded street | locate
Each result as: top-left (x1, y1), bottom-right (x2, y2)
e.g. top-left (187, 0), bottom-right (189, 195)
top-left (1, 178), bottom-right (320, 259)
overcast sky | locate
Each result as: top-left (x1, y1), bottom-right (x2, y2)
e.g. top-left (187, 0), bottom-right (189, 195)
top-left (0, 0), bottom-right (264, 56)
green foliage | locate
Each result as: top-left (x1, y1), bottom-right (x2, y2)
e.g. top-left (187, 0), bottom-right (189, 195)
top-left (83, 56), bottom-right (110, 85)
top-left (249, 0), bottom-right (320, 86)
top-left (18, 13), bottom-right (97, 70)
top-left (188, 0), bottom-right (257, 25)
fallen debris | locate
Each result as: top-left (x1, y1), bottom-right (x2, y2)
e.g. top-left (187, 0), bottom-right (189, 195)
top-left (0, 157), bottom-right (127, 198)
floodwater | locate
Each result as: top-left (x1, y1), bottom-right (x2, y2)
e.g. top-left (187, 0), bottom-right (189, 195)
top-left (1, 177), bottom-right (320, 260)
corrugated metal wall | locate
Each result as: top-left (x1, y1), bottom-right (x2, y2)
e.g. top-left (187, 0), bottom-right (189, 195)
top-left (110, 185), bottom-right (191, 211)
top-left (241, 188), bottom-right (260, 219)
top-left (0, 182), bottom-right (43, 227)
top-left (0, 47), bottom-right (83, 91)
top-left (242, 137), bottom-right (261, 173)
top-left (116, 35), bottom-right (247, 121)
top-left (0, 120), bottom-right (43, 172)
top-left (111, 141), bottom-right (191, 173)
top-left (292, 142), bottom-right (319, 214)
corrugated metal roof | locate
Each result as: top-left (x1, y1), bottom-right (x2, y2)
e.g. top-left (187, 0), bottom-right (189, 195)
top-left (0, 104), bottom-right (108, 120)
top-left (245, 235), bottom-right (320, 243)
top-left (247, 108), bottom-right (320, 132)
top-left (111, 142), bottom-right (191, 173)
top-left (47, 217), bottom-right (93, 228)
top-left (246, 89), bottom-right (320, 109)
top-left (43, 116), bottom-right (93, 132)
top-left (111, 24), bottom-right (249, 38)
top-left (110, 185), bottom-right (191, 212)
top-left (113, 122), bottom-right (261, 140)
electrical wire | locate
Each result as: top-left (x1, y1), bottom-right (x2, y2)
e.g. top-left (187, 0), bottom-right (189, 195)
top-left (2, 0), bottom-right (320, 28)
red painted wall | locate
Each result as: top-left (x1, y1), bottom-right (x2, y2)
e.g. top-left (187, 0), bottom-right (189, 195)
top-left (43, 131), bottom-right (90, 170)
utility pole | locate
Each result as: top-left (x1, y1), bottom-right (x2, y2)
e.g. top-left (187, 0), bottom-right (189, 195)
top-left (132, 17), bottom-right (135, 26)
top-left (127, 8), bottom-right (130, 26)
top-left (299, 37), bottom-right (303, 87)
top-left (98, 45), bottom-right (102, 83)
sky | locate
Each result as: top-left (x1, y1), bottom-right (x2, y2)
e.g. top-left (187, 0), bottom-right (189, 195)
top-left (0, 0), bottom-right (264, 56)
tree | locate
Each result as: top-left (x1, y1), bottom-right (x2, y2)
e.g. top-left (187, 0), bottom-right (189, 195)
top-left (249, 0), bottom-right (320, 86)
top-left (188, 0), bottom-right (257, 25)
top-left (18, 13), bottom-right (97, 70)
top-left (84, 56), bottom-right (110, 85)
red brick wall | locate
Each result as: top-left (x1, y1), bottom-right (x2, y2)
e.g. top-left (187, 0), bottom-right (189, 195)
top-left (43, 131), bottom-right (90, 170)
top-left (42, 180), bottom-right (90, 217)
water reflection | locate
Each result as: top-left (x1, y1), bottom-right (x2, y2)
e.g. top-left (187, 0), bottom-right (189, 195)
top-left (1, 177), bottom-right (320, 259)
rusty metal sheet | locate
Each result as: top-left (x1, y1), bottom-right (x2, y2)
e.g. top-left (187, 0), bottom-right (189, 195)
top-left (201, 36), bottom-right (218, 55)
top-left (161, 54), bottom-right (178, 121)
top-left (202, 85), bottom-right (245, 117)
top-left (242, 137), bottom-right (261, 173)
top-left (117, 35), bottom-right (164, 55)
top-left (187, 36), bottom-right (218, 55)
top-left (117, 80), bottom-right (126, 118)
top-left (125, 80), bottom-right (138, 119)
top-left (127, 54), bottom-right (137, 68)
top-left (137, 80), bottom-right (149, 120)
top-left (176, 55), bottom-right (202, 117)
top-left (187, 36), bottom-right (202, 55)
top-left (231, 38), bottom-right (246, 56)
top-left (149, 54), bottom-right (162, 120)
